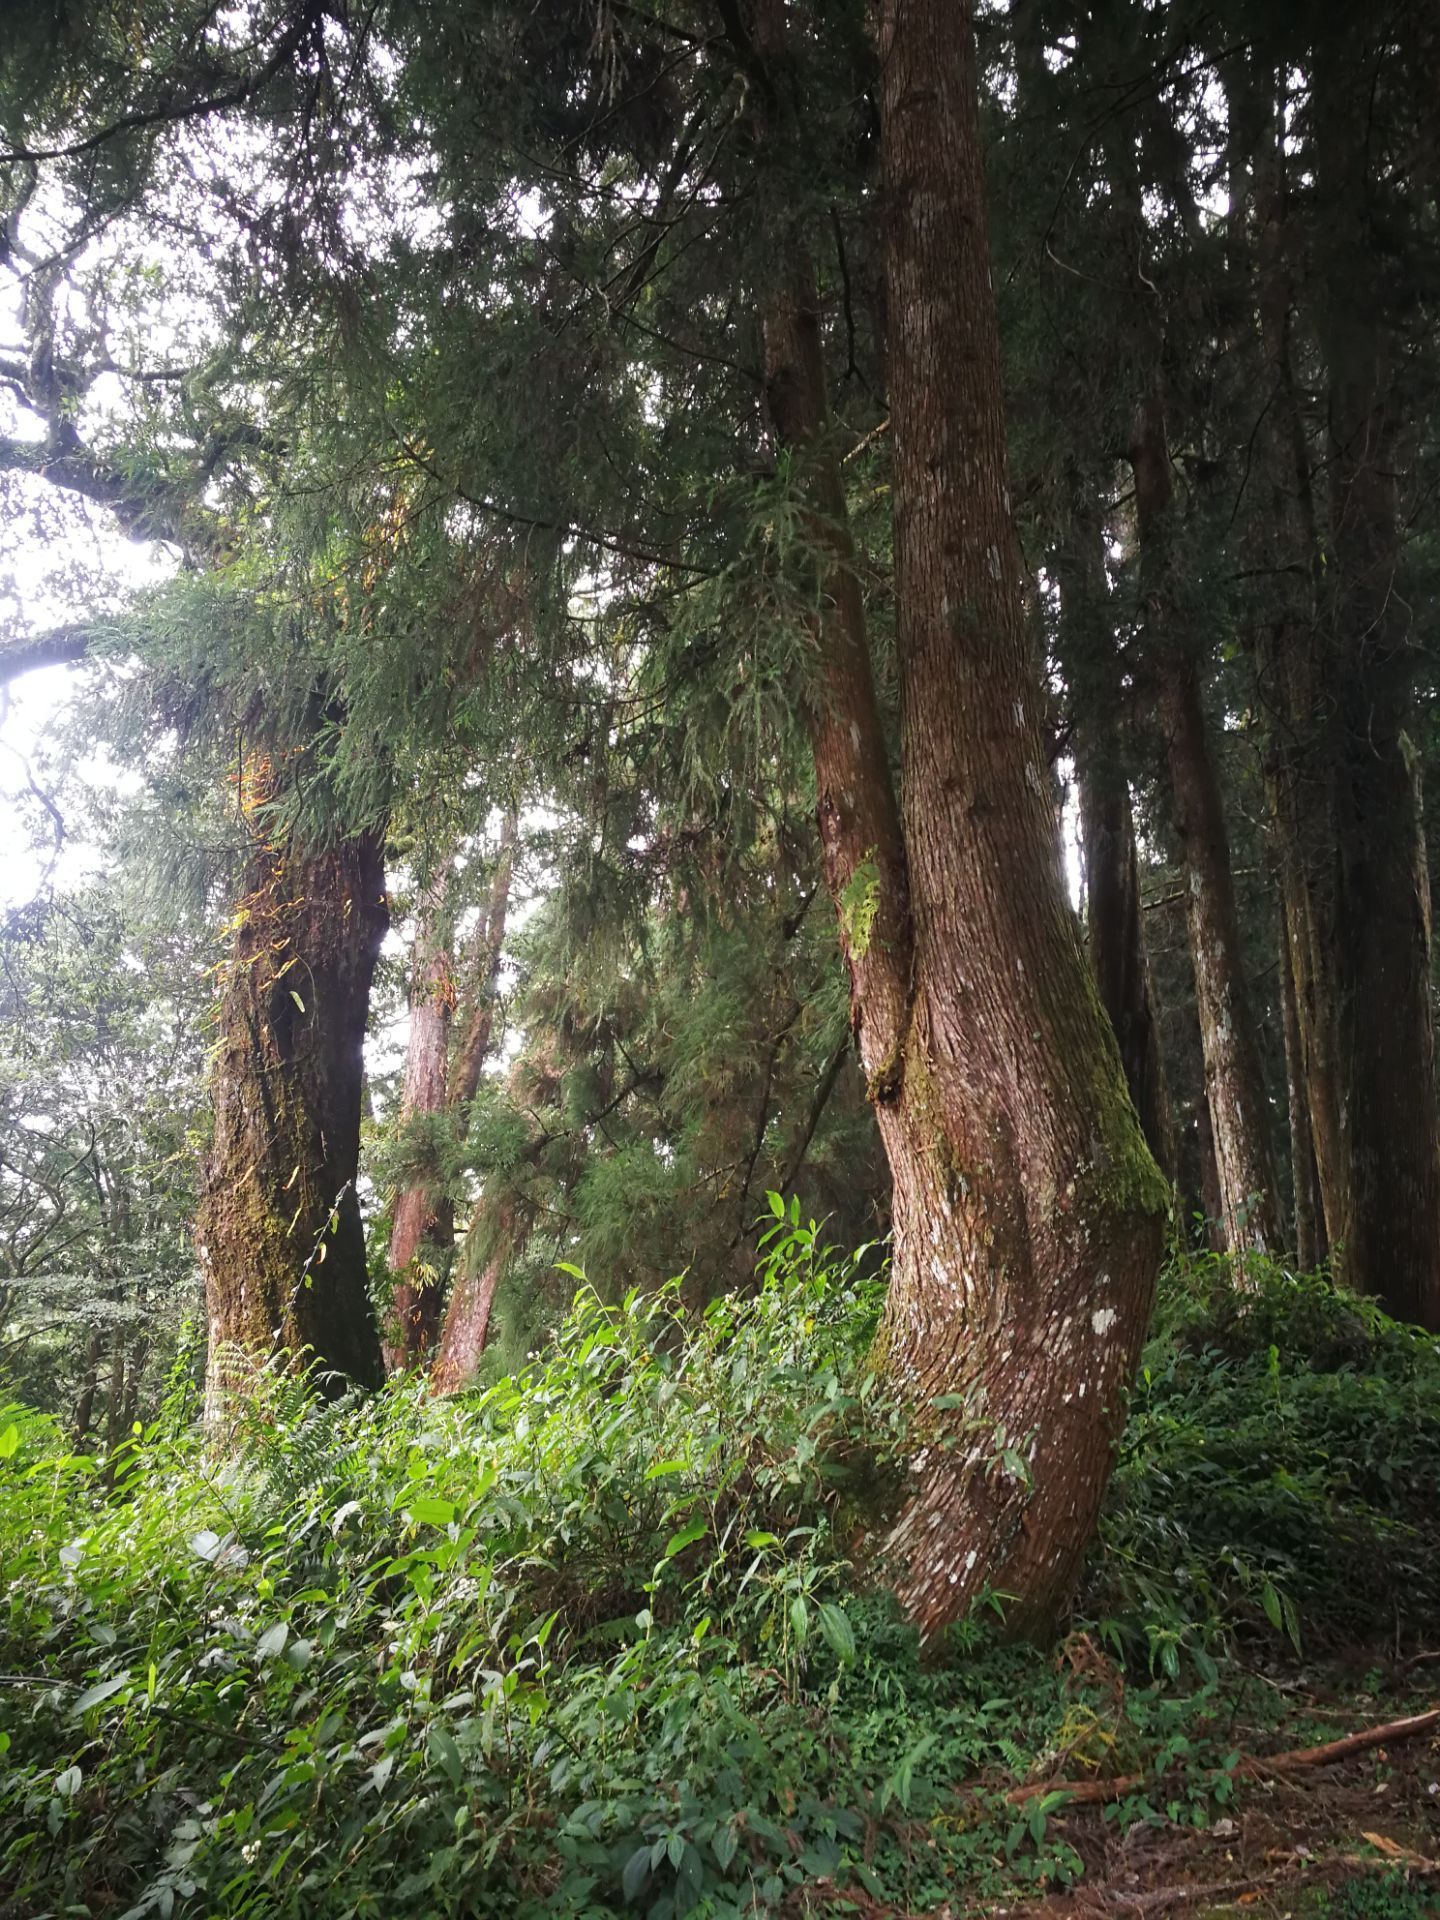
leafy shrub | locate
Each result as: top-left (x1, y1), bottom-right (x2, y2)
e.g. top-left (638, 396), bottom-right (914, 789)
top-left (1093, 1253), bottom-right (1440, 1662)
top-left (2, 1236), bottom-right (1436, 1917)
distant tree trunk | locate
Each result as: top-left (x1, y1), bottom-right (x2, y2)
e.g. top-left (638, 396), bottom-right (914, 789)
top-left (431, 1200), bottom-right (517, 1395)
top-left (1054, 485), bottom-right (1173, 1175)
top-left (416, 814), bottom-right (519, 1378)
top-left (1315, 36), bottom-right (1440, 1330)
top-left (750, 0), bottom-right (1167, 1642)
top-left (71, 1324), bottom-right (103, 1445)
top-left (1278, 902), bottom-right (1323, 1269)
top-left (1131, 387), bottom-right (1280, 1256)
top-left (198, 795), bottom-right (387, 1420)
top-left (384, 873), bottom-right (458, 1371)
top-left (1249, 79), bottom-right (1349, 1263)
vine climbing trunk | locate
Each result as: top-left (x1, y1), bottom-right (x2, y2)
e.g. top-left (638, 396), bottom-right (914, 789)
top-left (198, 772), bottom-right (387, 1419)
top-left (751, 0), bottom-right (1167, 1642)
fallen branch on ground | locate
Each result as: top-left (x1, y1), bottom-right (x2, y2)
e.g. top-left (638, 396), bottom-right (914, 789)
top-left (1004, 1703), bottom-right (1440, 1808)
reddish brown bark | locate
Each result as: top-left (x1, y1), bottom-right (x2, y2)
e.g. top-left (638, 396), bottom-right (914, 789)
top-left (198, 788), bottom-right (387, 1419)
top-left (383, 872), bottom-right (458, 1371)
top-left (1131, 387), bottom-right (1281, 1257)
top-left (414, 816), bottom-right (519, 1380)
top-left (867, 0), bottom-right (1166, 1640)
top-left (430, 1202), bottom-right (516, 1396)
top-left (1278, 902), bottom-right (1323, 1270)
top-left (748, 0), bottom-right (1165, 1642)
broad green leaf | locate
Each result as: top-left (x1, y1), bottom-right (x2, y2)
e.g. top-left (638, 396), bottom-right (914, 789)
top-left (816, 1601), bottom-right (856, 1664)
top-left (72, 1672), bottom-right (130, 1715)
top-left (661, 1521), bottom-right (708, 1560)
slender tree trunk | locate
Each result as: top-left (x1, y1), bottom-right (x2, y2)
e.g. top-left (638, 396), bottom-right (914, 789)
top-left (1315, 37), bottom-right (1440, 1329)
top-left (1054, 486), bottom-right (1173, 1175)
top-left (419, 816), bottom-right (519, 1380)
top-left (198, 795), bottom-right (387, 1419)
top-left (1131, 388), bottom-right (1280, 1255)
top-left (431, 1201), bottom-right (516, 1395)
top-left (384, 873), bottom-right (458, 1371)
top-left (72, 1324), bottom-right (103, 1446)
top-left (1250, 80), bottom-right (1349, 1260)
top-left (1278, 901), bottom-right (1323, 1269)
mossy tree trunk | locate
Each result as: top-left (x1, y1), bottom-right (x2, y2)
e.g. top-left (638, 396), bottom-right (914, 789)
top-left (199, 791), bottom-right (387, 1417)
top-left (753, 0), bottom-right (1167, 1643)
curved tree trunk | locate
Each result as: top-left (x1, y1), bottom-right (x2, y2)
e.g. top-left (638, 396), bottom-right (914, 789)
top-left (199, 800), bottom-right (387, 1419)
top-left (751, 0), bottom-right (1167, 1643)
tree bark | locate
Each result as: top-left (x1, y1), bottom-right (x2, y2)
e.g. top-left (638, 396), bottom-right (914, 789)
top-left (384, 872), bottom-right (458, 1371)
top-left (1248, 78), bottom-right (1349, 1262)
top-left (868, 0), bottom-right (1166, 1640)
top-left (745, 0), bottom-right (1166, 1642)
top-left (1131, 387), bottom-right (1281, 1256)
top-left (1278, 900), bottom-right (1323, 1269)
top-left (1314, 34), bottom-right (1440, 1329)
top-left (430, 1200), bottom-right (516, 1395)
top-left (415, 816), bottom-right (519, 1379)
top-left (198, 789), bottom-right (387, 1419)
top-left (1054, 485), bottom-right (1173, 1176)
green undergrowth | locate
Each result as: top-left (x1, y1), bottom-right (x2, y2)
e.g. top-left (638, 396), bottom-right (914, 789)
top-left (2, 1227), bottom-right (1438, 1918)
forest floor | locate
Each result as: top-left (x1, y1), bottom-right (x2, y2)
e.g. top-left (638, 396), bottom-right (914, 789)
top-left (983, 1664), bottom-right (1440, 1920)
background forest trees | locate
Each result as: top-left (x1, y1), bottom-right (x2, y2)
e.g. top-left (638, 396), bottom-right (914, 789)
top-left (1, 0), bottom-right (1438, 1630)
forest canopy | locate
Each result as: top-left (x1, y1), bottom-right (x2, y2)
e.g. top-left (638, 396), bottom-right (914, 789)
top-left (1, 3), bottom-right (1439, 1916)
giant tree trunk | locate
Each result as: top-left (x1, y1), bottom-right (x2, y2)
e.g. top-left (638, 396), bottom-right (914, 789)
top-left (1130, 389), bottom-right (1281, 1255)
top-left (384, 873), bottom-right (458, 1371)
top-left (1314, 37), bottom-right (1440, 1329)
top-left (199, 806), bottom-right (387, 1417)
top-left (753, 0), bottom-right (1166, 1643)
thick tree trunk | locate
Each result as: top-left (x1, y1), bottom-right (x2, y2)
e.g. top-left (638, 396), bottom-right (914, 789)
top-left (755, 0), bottom-right (1167, 1641)
top-left (1315, 38), bottom-right (1440, 1329)
top-left (867, 0), bottom-right (1166, 1641)
top-left (384, 873), bottom-right (458, 1371)
top-left (198, 804), bottom-right (387, 1418)
top-left (1131, 389), bottom-right (1280, 1256)
top-left (1054, 487), bottom-right (1173, 1176)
